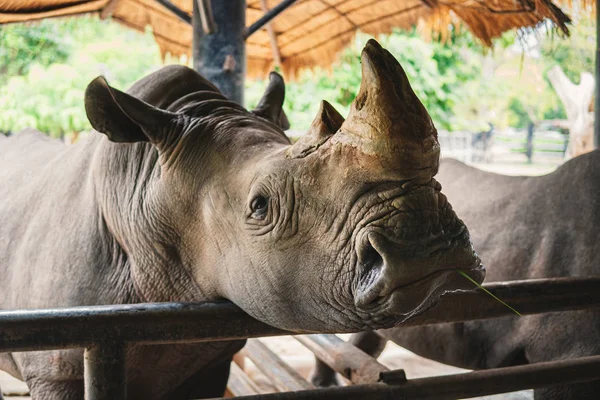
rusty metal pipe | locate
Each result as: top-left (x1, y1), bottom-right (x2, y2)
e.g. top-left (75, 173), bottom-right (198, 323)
top-left (84, 342), bottom-right (127, 400)
top-left (402, 276), bottom-right (600, 327)
top-left (153, 0), bottom-right (191, 25)
top-left (0, 278), bottom-right (598, 353)
top-left (216, 355), bottom-right (600, 400)
top-left (245, 0), bottom-right (297, 38)
top-left (0, 301), bottom-right (285, 352)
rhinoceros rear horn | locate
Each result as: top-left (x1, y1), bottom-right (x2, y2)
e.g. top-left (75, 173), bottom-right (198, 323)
top-left (252, 72), bottom-right (289, 130)
top-left (85, 76), bottom-right (177, 146)
top-left (287, 100), bottom-right (344, 158)
top-left (336, 39), bottom-right (440, 177)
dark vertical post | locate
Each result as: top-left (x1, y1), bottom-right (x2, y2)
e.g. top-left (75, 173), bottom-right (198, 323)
top-left (595, 0), bottom-right (600, 148)
top-left (193, 0), bottom-right (246, 106)
top-left (84, 342), bottom-right (127, 400)
top-left (526, 122), bottom-right (534, 164)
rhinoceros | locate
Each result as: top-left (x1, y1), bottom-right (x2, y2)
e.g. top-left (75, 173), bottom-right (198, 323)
top-left (312, 150), bottom-right (600, 399)
top-left (0, 40), bottom-right (484, 399)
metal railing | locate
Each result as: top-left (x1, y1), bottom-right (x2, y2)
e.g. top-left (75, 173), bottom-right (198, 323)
top-left (1, 277), bottom-right (599, 399)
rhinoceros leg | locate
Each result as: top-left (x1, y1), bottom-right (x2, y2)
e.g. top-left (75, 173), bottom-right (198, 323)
top-left (310, 331), bottom-right (386, 387)
top-left (525, 311), bottom-right (600, 400)
top-left (13, 350), bottom-right (83, 400)
top-left (168, 357), bottom-right (232, 399)
top-left (27, 379), bottom-right (83, 400)
top-left (534, 381), bottom-right (600, 400)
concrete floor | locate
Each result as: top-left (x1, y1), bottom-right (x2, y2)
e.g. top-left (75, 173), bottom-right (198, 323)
top-left (0, 371), bottom-right (28, 399)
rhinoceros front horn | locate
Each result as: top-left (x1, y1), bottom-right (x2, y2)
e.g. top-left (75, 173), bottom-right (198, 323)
top-left (334, 39), bottom-right (440, 178)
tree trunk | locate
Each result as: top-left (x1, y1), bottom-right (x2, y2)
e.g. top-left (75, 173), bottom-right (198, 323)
top-left (547, 65), bottom-right (595, 159)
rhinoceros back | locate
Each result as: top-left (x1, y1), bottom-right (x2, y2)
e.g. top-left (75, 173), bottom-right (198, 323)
top-left (438, 150), bottom-right (600, 282)
top-left (0, 128), bottom-right (118, 310)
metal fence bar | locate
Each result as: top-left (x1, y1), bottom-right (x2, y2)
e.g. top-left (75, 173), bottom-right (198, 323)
top-left (244, 0), bottom-right (298, 38)
top-left (403, 276), bottom-right (600, 327)
top-left (215, 355), bottom-right (600, 400)
top-left (1, 278), bottom-right (598, 352)
top-left (154, 0), bottom-right (192, 25)
top-left (84, 341), bottom-right (127, 400)
top-left (0, 301), bottom-right (285, 352)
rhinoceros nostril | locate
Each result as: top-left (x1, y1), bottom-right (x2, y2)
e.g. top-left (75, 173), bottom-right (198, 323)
top-left (362, 244), bottom-right (383, 272)
top-left (355, 240), bottom-right (385, 308)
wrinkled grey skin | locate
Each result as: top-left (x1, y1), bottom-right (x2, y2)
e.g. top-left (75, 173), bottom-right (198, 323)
top-left (0, 41), bottom-right (483, 399)
top-left (313, 151), bottom-right (600, 399)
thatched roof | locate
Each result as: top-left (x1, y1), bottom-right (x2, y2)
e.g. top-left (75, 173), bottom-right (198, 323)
top-left (0, 0), bottom-right (584, 79)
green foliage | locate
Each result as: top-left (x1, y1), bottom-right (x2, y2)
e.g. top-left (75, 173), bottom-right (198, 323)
top-left (0, 13), bottom-right (594, 137)
top-left (541, 14), bottom-right (595, 84)
top-left (248, 30), bottom-right (481, 131)
top-left (507, 97), bottom-right (532, 128)
top-left (0, 20), bottom-right (70, 78)
top-left (0, 64), bottom-right (88, 134)
top-left (0, 16), bottom-right (163, 137)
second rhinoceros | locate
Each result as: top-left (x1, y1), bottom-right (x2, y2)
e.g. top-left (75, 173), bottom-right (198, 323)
top-left (0, 40), bottom-right (483, 399)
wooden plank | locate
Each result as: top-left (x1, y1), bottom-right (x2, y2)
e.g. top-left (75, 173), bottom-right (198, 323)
top-left (245, 339), bottom-right (314, 392)
top-left (217, 355), bottom-right (600, 400)
top-left (260, 0), bottom-right (282, 67)
top-left (227, 362), bottom-right (263, 397)
top-left (294, 334), bottom-right (389, 384)
top-left (233, 349), bottom-right (248, 369)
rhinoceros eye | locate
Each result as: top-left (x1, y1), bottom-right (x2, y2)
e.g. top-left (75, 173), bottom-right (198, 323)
top-left (250, 196), bottom-right (269, 219)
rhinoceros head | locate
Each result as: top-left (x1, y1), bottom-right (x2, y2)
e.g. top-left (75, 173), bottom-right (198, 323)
top-left (84, 39), bottom-right (484, 332)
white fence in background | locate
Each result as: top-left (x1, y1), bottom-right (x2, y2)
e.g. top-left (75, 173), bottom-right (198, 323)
top-left (287, 127), bottom-right (569, 165)
top-left (438, 127), bottom-right (569, 165)
top-left (438, 131), bottom-right (474, 163)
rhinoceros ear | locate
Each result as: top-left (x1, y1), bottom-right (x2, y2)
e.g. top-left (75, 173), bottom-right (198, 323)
top-left (252, 72), bottom-right (289, 130)
top-left (85, 76), bottom-right (178, 145)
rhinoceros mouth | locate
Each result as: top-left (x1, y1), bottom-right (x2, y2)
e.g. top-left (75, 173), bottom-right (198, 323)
top-left (364, 263), bottom-right (484, 328)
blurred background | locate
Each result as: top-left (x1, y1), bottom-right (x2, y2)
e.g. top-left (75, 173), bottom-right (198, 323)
top-left (0, 2), bottom-right (597, 399)
top-left (0, 5), bottom-right (595, 176)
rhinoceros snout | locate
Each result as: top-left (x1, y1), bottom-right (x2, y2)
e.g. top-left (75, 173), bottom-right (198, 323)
top-left (353, 225), bottom-right (485, 316)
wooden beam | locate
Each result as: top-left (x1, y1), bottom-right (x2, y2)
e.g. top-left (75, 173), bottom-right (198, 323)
top-left (295, 334), bottom-right (389, 385)
top-left (260, 0), bottom-right (282, 67)
top-left (245, 0), bottom-right (297, 38)
top-left (196, 0), bottom-right (217, 34)
top-left (245, 339), bottom-right (315, 392)
top-left (100, 0), bottom-right (120, 19)
top-left (228, 362), bottom-right (263, 396)
top-left (420, 0), bottom-right (437, 8)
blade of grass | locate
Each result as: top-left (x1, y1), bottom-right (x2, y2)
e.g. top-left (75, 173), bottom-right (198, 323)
top-left (457, 269), bottom-right (522, 316)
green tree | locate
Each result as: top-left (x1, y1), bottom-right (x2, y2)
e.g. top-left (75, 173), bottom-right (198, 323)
top-left (0, 16), bottom-right (163, 137)
top-left (541, 14), bottom-right (595, 84)
top-left (0, 20), bottom-right (70, 78)
top-left (1, 12), bottom-right (593, 137)
top-left (247, 29), bottom-right (481, 131)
